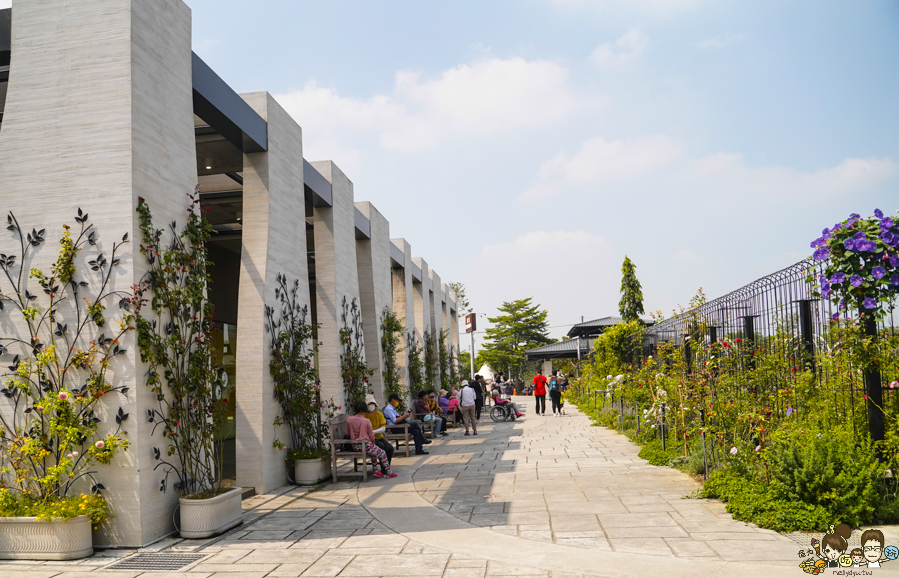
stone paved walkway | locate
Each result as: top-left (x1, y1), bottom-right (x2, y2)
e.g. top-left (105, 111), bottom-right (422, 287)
top-left (3, 397), bottom-right (898, 577)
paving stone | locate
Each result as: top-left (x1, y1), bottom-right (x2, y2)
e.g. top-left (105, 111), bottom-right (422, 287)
top-left (339, 553), bottom-right (449, 576)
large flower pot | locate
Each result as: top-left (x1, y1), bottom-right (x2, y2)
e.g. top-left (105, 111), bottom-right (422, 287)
top-left (294, 457), bottom-right (330, 485)
top-left (0, 515), bottom-right (92, 560)
top-left (179, 487), bottom-right (243, 539)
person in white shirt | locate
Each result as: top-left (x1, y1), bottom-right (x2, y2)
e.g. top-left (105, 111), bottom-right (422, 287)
top-left (456, 381), bottom-right (478, 436)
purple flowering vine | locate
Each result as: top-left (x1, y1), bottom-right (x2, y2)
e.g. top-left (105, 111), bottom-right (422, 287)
top-left (809, 208), bottom-right (899, 317)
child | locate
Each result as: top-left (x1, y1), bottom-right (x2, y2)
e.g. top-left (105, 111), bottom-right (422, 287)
top-left (850, 548), bottom-right (864, 568)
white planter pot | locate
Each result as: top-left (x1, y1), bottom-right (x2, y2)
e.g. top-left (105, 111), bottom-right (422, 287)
top-left (0, 515), bottom-right (92, 560)
top-left (294, 457), bottom-right (330, 485)
top-left (179, 487), bottom-right (243, 539)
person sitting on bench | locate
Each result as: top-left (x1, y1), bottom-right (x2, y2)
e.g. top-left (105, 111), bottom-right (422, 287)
top-left (347, 401), bottom-right (396, 479)
top-left (383, 393), bottom-right (430, 455)
top-left (363, 394), bottom-right (393, 469)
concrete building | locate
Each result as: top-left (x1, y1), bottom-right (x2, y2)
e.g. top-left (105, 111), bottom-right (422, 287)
top-left (0, 0), bottom-right (457, 548)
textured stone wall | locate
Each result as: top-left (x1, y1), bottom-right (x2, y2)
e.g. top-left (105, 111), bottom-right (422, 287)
top-left (236, 92), bottom-right (310, 494)
top-left (0, 0), bottom-right (196, 546)
top-left (390, 239), bottom-right (415, 405)
top-left (354, 202), bottom-right (391, 404)
top-left (311, 161), bottom-right (361, 407)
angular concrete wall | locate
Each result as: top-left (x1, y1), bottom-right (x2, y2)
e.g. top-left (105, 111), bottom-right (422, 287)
top-left (355, 202), bottom-right (391, 404)
top-left (0, 0), bottom-right (196, 546)
top-left (411, 257), bottom-right (431, 390)
top-left (429, 270), bottom-right (444, 389)
top-left (390, 239), bottom-right (415, 405)
top-left (236, 92), bottom-right (310, 494)
top-left (311, 161), bottom-right (361, 407)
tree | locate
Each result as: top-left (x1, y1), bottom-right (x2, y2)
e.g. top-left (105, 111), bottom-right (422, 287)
top-left (619, 256), bottom-right (645, 322)
top-left (448, 281), bottom-right (471, 315)
top-left (480, 298), bottom-right (554, 380)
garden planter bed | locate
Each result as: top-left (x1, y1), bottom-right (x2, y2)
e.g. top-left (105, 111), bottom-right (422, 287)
top-left (0, 515), bottom-right (93, 560)
top-left (179, 487), bottom-right (243, 539)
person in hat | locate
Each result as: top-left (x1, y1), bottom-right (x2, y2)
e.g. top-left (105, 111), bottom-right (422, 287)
top-left (347, 401), bottom-right (396, 478)
top-left (364, 394), bottom-right (394, 468)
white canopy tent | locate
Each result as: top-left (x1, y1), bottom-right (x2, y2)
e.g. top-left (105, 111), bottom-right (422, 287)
top-left (476, 363), bottom-right (497, 385)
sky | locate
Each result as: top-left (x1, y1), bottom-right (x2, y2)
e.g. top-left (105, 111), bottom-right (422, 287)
top-left (11, 0), bottom-right (899, 348)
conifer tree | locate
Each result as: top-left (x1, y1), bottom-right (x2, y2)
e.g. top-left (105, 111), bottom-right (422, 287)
top-left (618, 256), bottom-right (645, 322)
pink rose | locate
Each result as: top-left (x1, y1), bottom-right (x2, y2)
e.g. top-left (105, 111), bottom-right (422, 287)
top-left (58, 392), bottom-right (68, 401)
top-left (95, 440), bottom-right (105, 449)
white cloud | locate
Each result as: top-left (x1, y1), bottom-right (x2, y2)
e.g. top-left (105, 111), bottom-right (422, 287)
top-left (520, 134), bottom-right (683, 201)
top-left (676, 154), bottom-right (898, 201)
top-left (466, 230), bottom-right (617, 338)
top-left (695, 32), bottom-right (747, 50)
top-left (590, 29), bottom-right (649, 68)
top-left (275, 57), bottom-right (579, 154)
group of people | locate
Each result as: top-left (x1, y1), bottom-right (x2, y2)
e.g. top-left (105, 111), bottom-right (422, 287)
top-left (531, 369), bottom-right (569, 417)
top-left (343, 374), bottom-right (528, 479)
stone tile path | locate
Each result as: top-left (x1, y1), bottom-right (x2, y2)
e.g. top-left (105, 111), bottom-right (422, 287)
top-left (2, 398), bottom-right (897, 577)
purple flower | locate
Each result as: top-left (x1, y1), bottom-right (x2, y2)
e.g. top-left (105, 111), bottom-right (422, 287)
top-left (822, 287), bottom-right (832, 298)
top-left (890, 255), bottom-right (899, 268)
top-left (882, 217), bottom-right (895, 230)
top-left (831, 312), bottom-right (840, 321)
top-left (821, 280), bottom-right (831, 292)
top-left (854, 231), bottom-right (866, 240)
top-left (813, 247), bottom-right (830, 260)
top-left (830, 272), bottom-right (845, 284)
top-left (863, 297), bottom-right (877, 309)
top-left (850, 275), bottom-right (863, 287)
top-left (875, 208), bottom-right (884, 219)
top-left (844, 238), bottom-right (856, 251)
top-left (839, 299), bottom-right (847, 310)
top-left (860, 240), bottom-right (877, 252)
top-left (892, 274), bottom-right (899, 286)
top-left (810, 237), bottom-right (824, 249)
top-left (832, 223), bottom-right (842, 232)
top-left (786, 407), bottom-right (793, 417)
top-left (873, 266), bottom-right (887, 279)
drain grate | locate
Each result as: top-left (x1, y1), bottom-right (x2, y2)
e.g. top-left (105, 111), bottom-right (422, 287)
top-left (104, 552), bottom-right (206, 571)
top-left (786, 529), bottom-right (865, 551)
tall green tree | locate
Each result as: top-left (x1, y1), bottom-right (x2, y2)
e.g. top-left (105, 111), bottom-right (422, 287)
top-left (480, 298), bottom-right (553, 380)
top-left (618, 256), bottom-right (645, 322)
top-left (448, 281), bottom-right (471, 315)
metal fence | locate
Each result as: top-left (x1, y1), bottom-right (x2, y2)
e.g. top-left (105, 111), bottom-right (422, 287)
top-left (634, 257), bottom-right (897, 442)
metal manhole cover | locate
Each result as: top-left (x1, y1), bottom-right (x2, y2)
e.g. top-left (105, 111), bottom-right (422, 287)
top-left (105, 553), bottom-right (206, 571)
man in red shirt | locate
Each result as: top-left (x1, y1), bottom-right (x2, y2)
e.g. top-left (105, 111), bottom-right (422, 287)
top-left (533, 370), bottom-right (548, 416)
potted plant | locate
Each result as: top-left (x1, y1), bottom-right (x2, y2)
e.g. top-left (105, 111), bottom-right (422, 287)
top-left (132, 193), bottom-right (238, 539)
top-left (266, 273), bottom-right (332, 484)
top-left (0, 210), bottom-right (131, 559)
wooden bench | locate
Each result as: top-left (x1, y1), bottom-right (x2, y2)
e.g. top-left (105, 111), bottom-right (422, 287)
top-left (383, 422), bottom-right (410, 457)
top-left (329, 414), bottom-right (371, 483)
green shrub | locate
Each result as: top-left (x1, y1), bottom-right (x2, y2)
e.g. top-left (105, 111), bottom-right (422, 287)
top-left (638, 438), bottom-right (682, 466)
top-left (698, 468), bottom-right (831, 532)
top-left (0, 489), bottom-right (110, 525)
top-left (764, 423), bottom-right (885, 527)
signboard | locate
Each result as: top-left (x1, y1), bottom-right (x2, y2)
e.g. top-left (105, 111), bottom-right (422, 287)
top-left (465, 313), bottom-right (476, 333)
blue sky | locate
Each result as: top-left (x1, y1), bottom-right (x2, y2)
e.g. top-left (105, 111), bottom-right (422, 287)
top-left (183, 0), bottom-right (899, 341)
top-left (38, 0), bottom-right (893, 343)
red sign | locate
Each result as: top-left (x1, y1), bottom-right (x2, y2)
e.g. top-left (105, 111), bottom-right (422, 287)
top-left (465, 313), bottom-right (476, 333)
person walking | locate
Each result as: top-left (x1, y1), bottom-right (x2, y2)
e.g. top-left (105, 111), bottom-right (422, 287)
top-left (457, 380), bottom-right (478, 436)
top-left (549, 370), bottom-right (563, 417)
top-left (533, 370), bottom-right (548, 416)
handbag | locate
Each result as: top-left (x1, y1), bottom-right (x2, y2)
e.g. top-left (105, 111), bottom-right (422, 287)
top-left (422, 413), bottom-right (433, 423)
